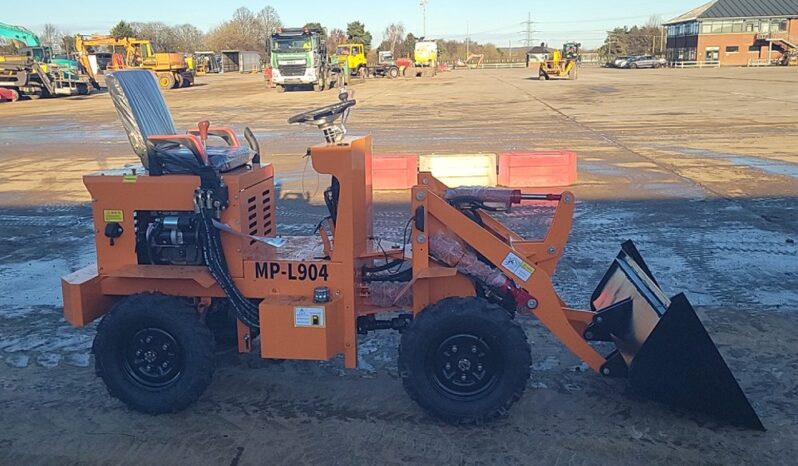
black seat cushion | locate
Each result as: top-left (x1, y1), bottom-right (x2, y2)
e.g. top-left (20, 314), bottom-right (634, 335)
top-left (152, 144), bottom-right (255, 174)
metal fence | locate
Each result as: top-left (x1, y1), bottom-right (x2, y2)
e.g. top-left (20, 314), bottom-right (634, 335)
top-left (668, 60), bottom-right (721, 69)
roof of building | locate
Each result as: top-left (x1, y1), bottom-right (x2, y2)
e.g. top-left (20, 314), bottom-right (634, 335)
top-left (666, 0), bottom-right (798, 24)
top-left (527, 46), bottom-right (551, 54)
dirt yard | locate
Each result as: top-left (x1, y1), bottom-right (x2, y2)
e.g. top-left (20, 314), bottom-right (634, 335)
top-left (1, 66), bottom-right (797, 465)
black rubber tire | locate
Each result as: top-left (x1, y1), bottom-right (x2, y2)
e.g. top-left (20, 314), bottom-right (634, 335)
top-left (399, 297), bottom-right (531, 424)
top-left (277, 85), bottom-right (286, 93)
top-left (93, 293), bottom-right (214, 414)
top-left (388, 67), bottom-right (399, 78)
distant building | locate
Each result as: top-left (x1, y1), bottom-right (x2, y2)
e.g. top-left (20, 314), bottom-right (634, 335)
top-left (526, 44), bottom-right (552, 63)
top-left (664, 0), bottom-right (798, 65)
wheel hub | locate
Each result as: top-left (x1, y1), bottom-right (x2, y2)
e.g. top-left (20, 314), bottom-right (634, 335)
top-left (123, 328), bottom-right (183, 389)
top-left (431, 333), bottom-right (500, 399)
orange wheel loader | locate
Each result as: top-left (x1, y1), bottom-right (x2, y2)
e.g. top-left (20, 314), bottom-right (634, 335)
top-left (61, 69), bottom-right (763, 429)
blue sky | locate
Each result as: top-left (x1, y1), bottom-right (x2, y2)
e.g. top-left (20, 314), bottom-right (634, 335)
top-left (7, 0), bottom-right (700, 48)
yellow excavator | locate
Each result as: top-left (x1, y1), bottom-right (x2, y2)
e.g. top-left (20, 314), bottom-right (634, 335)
top-left (75, 35), bottom-right (194, 89)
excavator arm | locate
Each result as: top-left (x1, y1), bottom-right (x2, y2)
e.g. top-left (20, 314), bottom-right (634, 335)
top-left (0, 22), bottom-right (40, 48)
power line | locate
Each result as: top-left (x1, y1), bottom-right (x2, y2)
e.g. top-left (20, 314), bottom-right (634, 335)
top-left (520, 11), bottom-right (534, 47)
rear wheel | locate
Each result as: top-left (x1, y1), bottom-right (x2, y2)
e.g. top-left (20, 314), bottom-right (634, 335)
top-left (399, 297), bottom-right (531, 424)
top-left (157, 72), bottom-right (176, 90)
top-left (93, 293), bottom-right (214, 414)
top-left (631, 63), bottom-right (639, 69)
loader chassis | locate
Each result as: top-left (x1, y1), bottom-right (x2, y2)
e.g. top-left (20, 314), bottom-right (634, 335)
top-left (63, 98), bottom-right (763, 428)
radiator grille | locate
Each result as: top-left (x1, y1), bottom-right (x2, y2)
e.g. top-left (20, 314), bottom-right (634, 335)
top-left (278, 64), bottom-right (306, 77)
top-left (244, 188), bottom-right (273, 245)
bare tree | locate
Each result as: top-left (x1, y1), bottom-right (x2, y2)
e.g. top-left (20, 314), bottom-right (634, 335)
top-left (258, 6), bottom-right (282, 43)
top-left (327, 28), bottom-right (346, 54)
top-left (645, 15), bottom-right (664, 28)
top-left (130, 22), bottom-right (180, 51)
top-left (382, 23), bottom-right (405, 55)
top-left (40, 24), bottom-right (62, 51)
top-left (172, 24), bottom-right (205, 53)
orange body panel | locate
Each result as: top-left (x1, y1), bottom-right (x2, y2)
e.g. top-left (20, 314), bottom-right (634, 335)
top-left (65, 136), bottom-right (609, 373)
top-left (259, 296), bottom-right (344, 360)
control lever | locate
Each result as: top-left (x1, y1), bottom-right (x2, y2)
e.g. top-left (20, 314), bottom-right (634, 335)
top-left (198, 120), bottom-right (210, 149)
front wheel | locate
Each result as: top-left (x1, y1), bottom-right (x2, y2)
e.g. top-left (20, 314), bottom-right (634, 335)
top-left (399, 297), bottom-right (531, 424)
top-left (158, 72), bottom-right (176, 90)
top-left (388, 67), bottom-right (399, 78)
top-left (93, 293), bottom-right (214, 414)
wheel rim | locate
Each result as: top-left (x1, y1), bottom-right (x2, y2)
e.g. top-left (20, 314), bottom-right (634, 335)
top-left (123, 328), bottom-right (183, 389)
top-left (429, 333), bottom-right (502, 399)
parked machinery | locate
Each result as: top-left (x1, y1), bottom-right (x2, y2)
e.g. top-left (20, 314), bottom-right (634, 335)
top-left (194, 51), bottom-right (221, 74)
top-left (532, 42), bottom-right (581, 80)
top-left (75, 34), bottom-right (194, 89)
top-left (270, 27), bottom-right (331, 92)
top-left (0, 22), bottom-right (95, 98)
top-left (62, 69), bottom-right (763, 431)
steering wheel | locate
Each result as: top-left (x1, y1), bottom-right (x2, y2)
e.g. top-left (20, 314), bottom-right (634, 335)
top-left (288, 100), bottom-right (356, 125)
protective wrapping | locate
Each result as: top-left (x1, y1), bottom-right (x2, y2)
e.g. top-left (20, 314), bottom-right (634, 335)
top-left (106, 70), bottom-right (177, 165)
top-left (107, 69), bottom-right (254, 174)
top-left (444, 187), bottom-right (517, 205)
top-left (429, 231), bottom-right (506, 287)
top-left (368, 282), bottom-right (412, 307)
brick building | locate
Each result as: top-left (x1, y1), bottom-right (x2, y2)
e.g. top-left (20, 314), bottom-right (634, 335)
top-left (665, 0), bottom-right (798, 65)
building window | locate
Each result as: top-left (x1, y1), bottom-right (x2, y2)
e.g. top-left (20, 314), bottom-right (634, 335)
top-left (732, 21), bottom-right (743, 33)
top-left (744, 20), bottom-right (759, 32)
top-left (711, 22), bottom-right (723, 33)
top-left (777, 20), bottom-right (788, 32)
top-left (726, 46), bottom-right (739, 53)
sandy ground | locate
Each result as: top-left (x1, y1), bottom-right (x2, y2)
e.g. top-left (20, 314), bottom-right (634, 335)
top-left (0, 67), bottom-right (797, 465)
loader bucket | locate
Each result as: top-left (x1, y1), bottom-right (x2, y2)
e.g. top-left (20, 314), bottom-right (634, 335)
top-left (585, 241), bottom-right (764, 430)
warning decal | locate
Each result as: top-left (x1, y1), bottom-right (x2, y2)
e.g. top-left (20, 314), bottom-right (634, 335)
top-left (294, 307), bottom-right (325, 328)
top-left (103, 209), bottom-right (124, 223)
top-left (501, 252), bottom-right (535, 282)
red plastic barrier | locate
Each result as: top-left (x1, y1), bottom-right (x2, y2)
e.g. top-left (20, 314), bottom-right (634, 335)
top-left (498, 151), bottom-right (577, 188)
top-left (372, 154), bottom-right (419, 190)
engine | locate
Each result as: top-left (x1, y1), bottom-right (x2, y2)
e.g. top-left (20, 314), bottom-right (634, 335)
top-left (134, 211), bottom-right (204, 266)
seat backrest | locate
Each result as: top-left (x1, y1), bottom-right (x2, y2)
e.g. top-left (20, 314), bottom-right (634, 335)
top-left (106, 70), bottom-right (178, 163)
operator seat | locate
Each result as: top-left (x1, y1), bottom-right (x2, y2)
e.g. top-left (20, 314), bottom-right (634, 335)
top-left (106, 69), bottom-right (256, 175)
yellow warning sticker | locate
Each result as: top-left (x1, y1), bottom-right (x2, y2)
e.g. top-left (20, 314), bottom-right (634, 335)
top-left (501, 252), bottom-right (535, 282)
top-left (103, 210), bottom-right (124, 223)
top-left (122, 175), bottom-right (138, 183)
